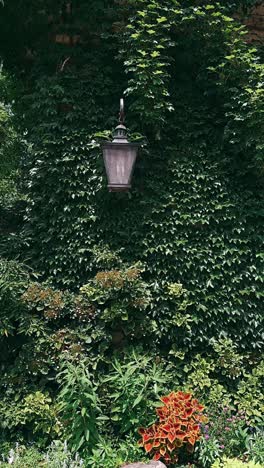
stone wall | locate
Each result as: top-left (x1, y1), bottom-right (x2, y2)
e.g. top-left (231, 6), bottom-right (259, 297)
top-left (245, 2), bottom-right (264, 42)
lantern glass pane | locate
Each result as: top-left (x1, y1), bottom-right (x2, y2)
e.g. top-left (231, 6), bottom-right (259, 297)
top-left (103, 144), bottom-right (138, 191)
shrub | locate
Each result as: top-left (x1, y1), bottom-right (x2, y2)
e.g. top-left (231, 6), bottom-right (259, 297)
top-left (0, 391), bottom-right (60, 448)
top-left (235, 360), bottom-right (264, 425)
top-left (21, 284), bottom-right (66, 320)
top-left (198, 402), bottom-right (264, 465)
top-left (138, 391), bottom-right (206, 465)
top-left (0, 0), bottom-right (263, 462)
top-left (19, 391), bottom-right (61, 441)
top-left (80, 264), bottom-right (152, 340)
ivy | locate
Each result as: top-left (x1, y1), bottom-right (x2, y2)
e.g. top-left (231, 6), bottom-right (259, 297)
top-left (1, 2), bottom-right (254, 353)
top-left (123, 1), bottom-right (264, 166)
top-left (0, 0), bottom-right (263, 448)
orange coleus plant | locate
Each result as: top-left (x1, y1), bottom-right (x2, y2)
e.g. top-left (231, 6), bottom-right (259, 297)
top-left (138, 391), bottom-right (207, 465)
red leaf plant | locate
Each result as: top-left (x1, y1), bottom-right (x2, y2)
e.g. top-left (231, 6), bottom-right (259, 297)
top-left (138, 391), bottom-right (207, 465)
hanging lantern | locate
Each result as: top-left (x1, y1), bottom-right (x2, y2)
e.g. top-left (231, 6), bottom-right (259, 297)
top-left (102, 99), bottom-right (140, 192)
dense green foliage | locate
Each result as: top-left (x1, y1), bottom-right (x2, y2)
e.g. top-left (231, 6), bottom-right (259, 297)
top-left (0, 0), bottom-right (263, 466)
top-left (19, 1), bottom-right (264, 352)
top-left (0, 68), bottom-right (25, 242)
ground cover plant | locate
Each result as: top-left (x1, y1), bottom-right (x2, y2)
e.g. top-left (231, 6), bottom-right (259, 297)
top-left (0, 0), bottom-right (263, 466)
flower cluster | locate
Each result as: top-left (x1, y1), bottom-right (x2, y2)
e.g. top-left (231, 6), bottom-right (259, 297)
top-left (95, 270), bottom-right (124, 289)
top-left (201, 405), bottom-right (249, 456)
top-left (95, 268), bottom-right (141, 289)
top-left (21, 283), bottom-right (65, 320)
top-left (138, 391), bottom-right (207, 465)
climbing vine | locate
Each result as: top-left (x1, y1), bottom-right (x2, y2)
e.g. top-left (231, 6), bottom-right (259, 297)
top-left (0, 0), bottom-right (263, 458)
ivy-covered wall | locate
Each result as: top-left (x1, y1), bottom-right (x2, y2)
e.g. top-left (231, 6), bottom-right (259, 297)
top-left (8, 1), bottom-right (261, 352)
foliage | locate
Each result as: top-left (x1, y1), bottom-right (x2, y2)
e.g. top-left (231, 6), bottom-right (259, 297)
top-left (18, 391), bottom-right (60, 441)
top-left (212, 456), bottom-right (263, 467)
top-left (197, 400), bottom-right (264, 466)
top-left (0, 444), bottom-right (43, 467)
top-left (0, 66), bottom-right (25, 247)
top-left (101, 350), bottom-right (167, 434)
top-left (0, 390), bottom-right (59, 448)
top-left (184, 354), bottom-right (216, 394)
top-left (22, 143), bottom-right (264, 352)
top-left (138, 391), bottom-right (206, 465)
top-left (0, 437), bottom-right (146, 468)
top-left (0, 258), bottom-right (30, 337)
top-left (197, 436), bottom-right (222, 468)
top-left (1, 0), bottom-right (261, 359)
top-left (123, 1), bottom-right (264, 165)
top-left (85, 434), bottom-right (148, 468)
top-left (22, 283), bottom-right (67, 321)
top-left (0, 441), bottom-right (84, 467)
top-left (235, 360), bottom-right (264, 425)
top-left (222, 62), bottom-right (264, 176)
top-left (57, 359), bottom-right (102, 455)
top-left (247, 430), bottom-right (264, 465)
top-left (80, 264), bottom-right (152, 340)
top-left (0, 68), bottom-right (18, 179)
top-left (0, 0), bottom-right (263, 464)
top-left (202, 408), bottom-right (250, 457)
top-left (182, 345), bottom-right (264, 421)
top-left (44, 441), bottom-right (84, 468)
top-left (211, 337), bottom-right (245, 380)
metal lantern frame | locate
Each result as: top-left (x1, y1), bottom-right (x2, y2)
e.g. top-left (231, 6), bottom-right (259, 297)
top-left (102, 99), bottom-right (140, 192)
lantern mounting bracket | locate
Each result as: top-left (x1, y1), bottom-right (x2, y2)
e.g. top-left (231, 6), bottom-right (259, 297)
top-left (119, 97), bottom-right (125, 125)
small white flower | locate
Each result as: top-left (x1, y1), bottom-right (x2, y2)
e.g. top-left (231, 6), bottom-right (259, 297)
top-left (7, 449), bottom-right (15, 464)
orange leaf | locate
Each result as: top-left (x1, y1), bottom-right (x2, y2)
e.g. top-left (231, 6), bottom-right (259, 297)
top-left (188, 436), bottom-right (196, 446)
top-left (167, 432), bottom-right (176, 443)
top-left (161, 396), bottom-right (170, 404)
top-left (144, 443), bottom-right (153, 453)
top-left (185, 408), bottom-right (194, 417)
top-left (175, 431), bottom-right (186, 440)
top-left (162, 424), bottom-right (171, 433)
top-left (197, 404), bottom-right (204, 411)
top-left (153, 440), bottom-right (160, 448)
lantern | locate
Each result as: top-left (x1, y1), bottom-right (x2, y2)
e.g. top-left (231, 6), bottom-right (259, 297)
top-left (102, 99), bottom-right (140, 192)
